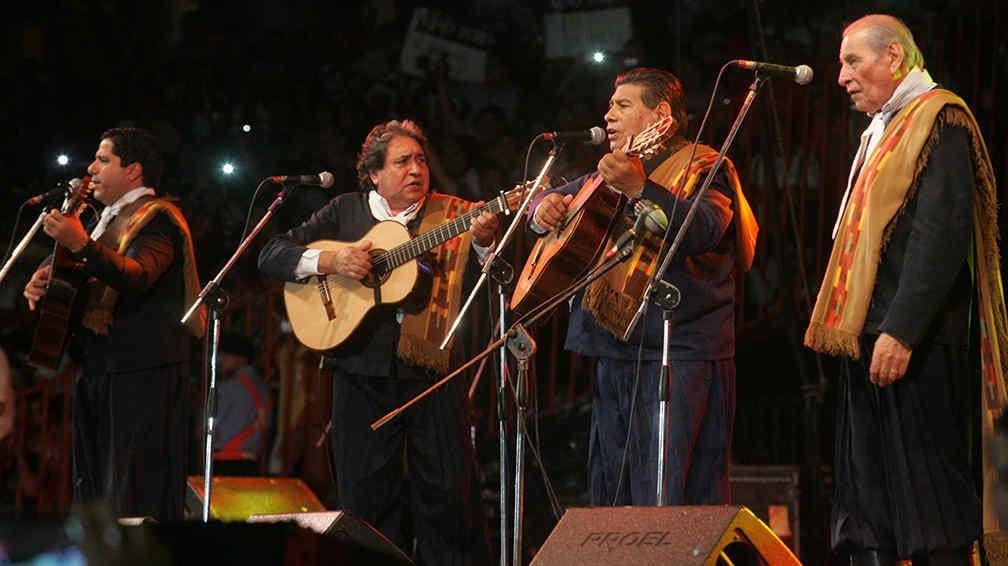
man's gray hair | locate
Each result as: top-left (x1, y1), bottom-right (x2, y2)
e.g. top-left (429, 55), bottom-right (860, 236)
top-left (845, 14), bottom-right (925, 74)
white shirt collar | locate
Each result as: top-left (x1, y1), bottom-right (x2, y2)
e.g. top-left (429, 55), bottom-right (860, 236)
top-left (872, 67), bottom-right (937, 123)
top-left (367, 190), bottom-right (425, 225)
top-left (90, 186), bottom-right (155, 239)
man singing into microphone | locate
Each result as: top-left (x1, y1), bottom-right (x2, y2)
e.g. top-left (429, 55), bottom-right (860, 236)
top-left (528, 67), bottom-right (758, 506)
top-left (23, 127), bottom-right (205, 521)
top-left (258, 119), bottom-right (495, 565)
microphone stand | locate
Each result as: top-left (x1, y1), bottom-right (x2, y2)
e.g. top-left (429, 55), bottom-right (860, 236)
top-left (622, 72), bottom-right (769, 505)
top-left (436, 140), bottom-right (557, 564)
top-left (180, 182), bottom-right (295, 522)
top-left (372, 236), bottom-right (640, 565)
top-left (488, 256), bottom-right (514, 566)
top-left (438, 142), bottom-right (560, 350)
top-left (0, 210), bottom-right (47, 286)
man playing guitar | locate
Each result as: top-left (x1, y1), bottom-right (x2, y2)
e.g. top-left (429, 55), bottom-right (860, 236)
top-left (526, 67), bottom-right (759, 507)
top-left (24, 127), bottom-right (205, 521)
top-left (257, 119), bottom-right (495, 565)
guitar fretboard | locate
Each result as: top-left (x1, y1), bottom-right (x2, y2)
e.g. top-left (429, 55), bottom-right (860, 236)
top-left (374, 193), bottom-right (508, 275)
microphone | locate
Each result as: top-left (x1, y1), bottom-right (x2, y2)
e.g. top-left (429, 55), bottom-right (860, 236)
top-left (26, 178), bottom-right (82, 206)
top-left (542, 126), bottom-right (607, 146)
top-left (733, 60), bottom-right (814, 85)
top-left (605, 199), bottom-right (670, 259)
top-left (270, 171), bottom-right (336, 188)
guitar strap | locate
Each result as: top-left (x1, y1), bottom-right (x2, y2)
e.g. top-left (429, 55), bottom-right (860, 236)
top-left (79, 196), bottom-right (207, 338)
top-left (396, 192), bottom-right (477, 373)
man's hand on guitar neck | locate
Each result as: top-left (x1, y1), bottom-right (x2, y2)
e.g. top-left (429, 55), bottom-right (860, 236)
top-left (318, 241), bottom-right (373, 280)
top-left (532, 193), bottom-right (574, 233)
top-left (42, 210), bottom-right (89, 254)
top-left (23, 266), bottom-right (51, 311)
top-left (598, 149), bottom-right (647, 197)
top-left (469, 209), bottom-right (499, 247)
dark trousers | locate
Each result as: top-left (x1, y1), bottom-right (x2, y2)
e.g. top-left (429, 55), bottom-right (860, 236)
top-left (587, 357), bottom-right (735, 506)
top-left (329, 369), bottom-right (490, 566)
top-left (832, 335), bottom-right (980, 558)
top-left (72, 363), bottom-right (189, 522)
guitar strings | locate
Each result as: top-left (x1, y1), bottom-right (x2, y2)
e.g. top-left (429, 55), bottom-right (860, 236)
top-left (375, 193), bottom-right (507, 271)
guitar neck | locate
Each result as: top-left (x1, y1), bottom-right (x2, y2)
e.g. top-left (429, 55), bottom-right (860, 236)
top-left (380, 194), bottom-right (507, 271)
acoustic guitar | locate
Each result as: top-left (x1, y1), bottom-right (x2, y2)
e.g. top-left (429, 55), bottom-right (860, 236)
top-left (29, 176), bottom-right (93, 370)
top-left (510, 116), bottom-right (675, 318)
top-left (283, 186), bottom-right (528, 351)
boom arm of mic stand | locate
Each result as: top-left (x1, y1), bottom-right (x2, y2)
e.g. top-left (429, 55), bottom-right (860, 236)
top-left (181, 185), bottom-right (292, 325)
top-left (0, 210), bottom-right (47, 286)
top-left (622, 74), bottom-right (769, 341)
top-left (438, 146), bottom-right (561, 350)
top-left (372, 239), bottom-right (639, 431)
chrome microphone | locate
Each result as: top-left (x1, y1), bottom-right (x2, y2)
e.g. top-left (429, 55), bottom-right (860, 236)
top-left (25, 178), bottom-right (82, 206)
top-left (542, 127), bottom-right (607, 146)
top-left (605, 199), bottom-right (669, 259)
top-left (733, 60), bottom-right (814, 85)
top-left (270, 171), bottom-right (336, 188)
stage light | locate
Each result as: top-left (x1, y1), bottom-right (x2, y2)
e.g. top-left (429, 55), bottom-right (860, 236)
top-left (592, 51), bottom-right (605, 63)
top-left (221, 162), bottom-right (236, 175)
top-left (57, 154), bottom-right (69, 166)
top-left (242, 124), bottom-right (252, 133)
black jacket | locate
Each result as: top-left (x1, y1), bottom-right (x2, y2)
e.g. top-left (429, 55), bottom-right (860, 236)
top-left (863, 118), bottom-right (975, 347)
top-left (72, 210), bottom-right (194, 375)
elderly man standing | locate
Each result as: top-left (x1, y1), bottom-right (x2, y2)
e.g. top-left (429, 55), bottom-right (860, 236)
top-left (805, 14), bottom-right (1007, 566)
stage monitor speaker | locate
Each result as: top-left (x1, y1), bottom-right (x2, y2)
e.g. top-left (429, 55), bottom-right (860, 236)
top-left (730, 465), bottom-right (800, 556)
top-left (530, 505), bottom-right (801, 566)
top-left (185, 476), bottom-right (326, 521)
top-left (248, 511), bottom-right (414, 565)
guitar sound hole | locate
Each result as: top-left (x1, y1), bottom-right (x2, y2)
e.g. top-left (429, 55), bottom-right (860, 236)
top-left (362, 249), bottom-right (389, 288)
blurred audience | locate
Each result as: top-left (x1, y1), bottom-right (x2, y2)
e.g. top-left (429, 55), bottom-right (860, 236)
top-left (212, 332), bottom-right (272, 476)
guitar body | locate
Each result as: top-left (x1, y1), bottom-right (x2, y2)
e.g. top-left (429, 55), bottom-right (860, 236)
top-left (510, 179), bottom-right (627, 318)
top-left (28, 247), bottom-right (88, 370)
top-left (283, 221), bottom-right (418, 351)
top-left (29, 177), bottom-right (92, 370)
top-left (509, 115), bottom-right (675, 319)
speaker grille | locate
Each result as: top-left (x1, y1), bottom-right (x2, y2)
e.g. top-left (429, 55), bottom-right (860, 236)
top-left (531, 505), bottom-right (800, 566)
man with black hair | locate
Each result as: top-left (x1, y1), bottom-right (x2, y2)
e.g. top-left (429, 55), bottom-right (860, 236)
top-left (24, 127), bottom-right (205, 521)
top-left (529, 67), bottom-right (758, 507)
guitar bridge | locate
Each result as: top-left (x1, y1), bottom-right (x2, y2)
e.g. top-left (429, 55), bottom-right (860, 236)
top-left (529, 241), bottom-right (543, 269)
top-left (317, 277), bottom-right (337, 321)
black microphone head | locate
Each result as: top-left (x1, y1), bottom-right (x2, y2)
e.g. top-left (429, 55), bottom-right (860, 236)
top-left (543, 127), bottom-right (607, 145)
top-left (25, 178), bottom-right (81, 206)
